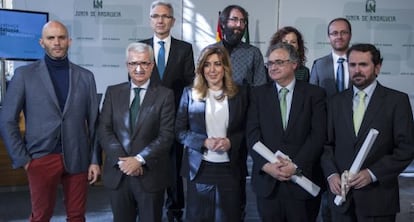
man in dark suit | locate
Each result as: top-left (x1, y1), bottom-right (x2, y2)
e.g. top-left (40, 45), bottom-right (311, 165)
top-left (310, 18), bottom-right (352, 97)
top-left (0, 21), bottom-right (100, 221)
top-left (321, 43), bottom-right (414, 222)
top-left (246, 42), bottom-right (327, 222)
top-left (98, 42), bottom-right (175, 222)
top-left (140, 2), bottom-right (195, 220)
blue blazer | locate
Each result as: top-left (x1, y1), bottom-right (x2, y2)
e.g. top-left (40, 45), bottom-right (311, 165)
top-left (0, 59), bottom-right (100, 173)
top-left (175, 86), bottom-right (248, 180)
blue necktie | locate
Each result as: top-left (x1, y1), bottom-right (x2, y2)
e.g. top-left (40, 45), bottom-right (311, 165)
top-left (157, 41), bottom-right (165, 79)
top-left (337, 58), bottom-right (345, 92)
top-left (130, 88), bottom-right (142, 131)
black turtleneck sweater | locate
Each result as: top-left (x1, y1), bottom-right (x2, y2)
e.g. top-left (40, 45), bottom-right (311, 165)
top-left (44, 54), bottom-right (69, 112)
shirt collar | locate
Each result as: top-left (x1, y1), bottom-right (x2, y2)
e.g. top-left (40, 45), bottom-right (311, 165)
top-left (131, 79), bottom-right (150, 90)
top-left (153, 34), bottom-right (171, 46)
top-left (275, 78), bottom-right (296, 93)
top-left (353, 80), bottom-right (377, 98)
top-left (331, 51), bottom-right (347, 63)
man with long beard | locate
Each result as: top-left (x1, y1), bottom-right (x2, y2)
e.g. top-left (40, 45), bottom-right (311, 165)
top-left (211, 5), bottom-right (268, 221)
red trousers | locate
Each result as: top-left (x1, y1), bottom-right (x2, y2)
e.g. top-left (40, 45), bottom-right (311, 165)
top-left (26, 154), bottom-right (88, 222)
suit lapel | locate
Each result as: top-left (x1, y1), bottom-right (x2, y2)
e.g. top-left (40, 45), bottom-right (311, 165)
top-left (357, 84), bottom-right (385, 138)
top-left (341, 89), bottom-right (355, 139)
top-left (285, 83), bottom-right (304, 134)
top-left (146, 37), bottom-right (162, 84)
top-left (62, 63), bottom-right (80, 115)
top-left (162, 38), bottom-right (178, 82)
top-left (227, 94), bottom-right (238, 131)
top-left (132, 83), bottom-right (157, 138)
top-left (38, 60), bottom-right (60, 112)
top-left (265, 84), bottom-right (285, 134)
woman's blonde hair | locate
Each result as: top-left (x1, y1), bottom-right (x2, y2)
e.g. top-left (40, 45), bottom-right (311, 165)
top-left (193, 45), bottom-right (238, 101)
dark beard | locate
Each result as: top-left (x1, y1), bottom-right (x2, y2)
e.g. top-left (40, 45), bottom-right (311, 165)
top-left (223, 27), bottom-right (244, 46)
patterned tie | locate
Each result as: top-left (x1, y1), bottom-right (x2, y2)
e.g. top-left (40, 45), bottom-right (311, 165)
top-left (130, 88), bottom-right (142, 131)
top-left (337, 58), bottom-right (345, 92)
top-left (157, 41), bottom-right (165, 79)
top-left (279, 88), bottom-right (289, 129)
top-left (353, 91), bottom-right (366, 135)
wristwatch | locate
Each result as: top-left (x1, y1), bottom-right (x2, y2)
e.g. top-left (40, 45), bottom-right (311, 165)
top-left (294, 167), bottom-right (303, 176)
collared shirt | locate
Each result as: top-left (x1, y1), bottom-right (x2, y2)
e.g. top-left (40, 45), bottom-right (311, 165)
top-left (352, 80), bottom-right (377, 112)
top-left (153, 34), bottom-right (171, 66)
top-left (275, 79), bottom-right (296, 126)
top-left (332, 51), bottom-right (350, 89)
top-left (130, 80), bottom-right (150, 164)
top-left (130, 80), bottom-right (150, 107)
top-left (352, 80), bottom-right (378, 182)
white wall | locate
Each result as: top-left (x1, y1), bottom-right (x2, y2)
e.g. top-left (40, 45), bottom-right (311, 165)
top-left (6, 0), bottom-right (414, 110)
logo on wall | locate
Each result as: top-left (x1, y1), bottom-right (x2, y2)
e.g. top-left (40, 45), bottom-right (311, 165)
top-left (365, 0), bottom-right (376, 13)
top-left (93, 0), bottom-right (103, 9)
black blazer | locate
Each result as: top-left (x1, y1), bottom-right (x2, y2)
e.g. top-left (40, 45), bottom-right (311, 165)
top-left (175, 86), bottom-right (248, 180)
top-left (321, 83), bottom-right (414, 216)
top-left (140, 37), bottom-right (195, 107)
top-left (246, 81), bottom-right (327, 200)
top-left (98, 81), bottom-right (175, 192)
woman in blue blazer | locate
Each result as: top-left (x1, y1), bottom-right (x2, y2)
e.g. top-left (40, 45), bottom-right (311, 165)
top-left (175, 45), bottom-right (248, 222)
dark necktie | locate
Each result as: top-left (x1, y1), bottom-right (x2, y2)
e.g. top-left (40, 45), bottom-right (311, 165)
top-left (279, 88), bottom-right (289, 129)
top-left (337, 58), bottom-right (345, 92)
top-left (158, 41), bottom-right (165, 79)
top-left (130, 88), bottom-right (142, 131)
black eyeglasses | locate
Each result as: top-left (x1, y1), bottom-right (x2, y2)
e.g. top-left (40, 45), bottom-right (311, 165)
top-left (127, 61), bottom-right (152, 69)
top-left (150, 14), bottom-right (173, 20)
top-left (329, 31), bottom-right (350, 37)
top-left (227, 17), bottom-right (247, 25)
top-left (265, 60), bottom-right (291, 68)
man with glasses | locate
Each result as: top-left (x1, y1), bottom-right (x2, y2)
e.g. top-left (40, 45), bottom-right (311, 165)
top-left (99, 42), bottom-right (175, 222)
top-left (309, 17), bottom-right (352, 222)
top-left (310, 17), bottom-right (352, 97)
top-left (247, 42), bottom-right (326, 222)
top-left (141, 2), bottom-right (195, 221)
top-left (212, 5), bottom-right (267, 220)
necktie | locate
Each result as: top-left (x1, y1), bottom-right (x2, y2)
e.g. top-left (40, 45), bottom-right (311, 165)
top-left (353, 91), bottom-right (366, 135)
top-left (337, 58), bottom-right (345, 92)
top-left (130, 88), bottom-right (142, 131)
top-left (279, 88), bottom-right (289, 129)
top-left (157, 41), bottom-right (165, 79)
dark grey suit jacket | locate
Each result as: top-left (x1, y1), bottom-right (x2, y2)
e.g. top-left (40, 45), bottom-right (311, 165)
top-left (175, 86), bottom-right (248, 180)
top-left (0, 59), bottom-right (100, 173)
top-left (140, 37), bottom-right (194, 107)
top-left (321, 83), bottom-right (414, 216)
top-left (98, 81), bottom-right (175, 192)
top-left (246, 81), bottom-right (327, 200)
